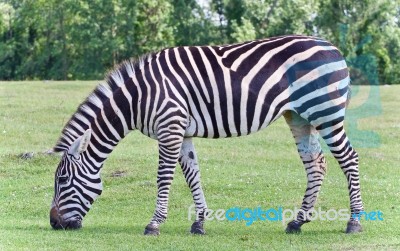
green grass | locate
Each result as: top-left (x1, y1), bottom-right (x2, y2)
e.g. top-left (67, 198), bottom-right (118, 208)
top-left (0, 81), bottom-right (399, 250)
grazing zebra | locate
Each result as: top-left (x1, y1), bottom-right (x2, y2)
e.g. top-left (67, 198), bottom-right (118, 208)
top-left (50, 35), bottom-right (364, 235)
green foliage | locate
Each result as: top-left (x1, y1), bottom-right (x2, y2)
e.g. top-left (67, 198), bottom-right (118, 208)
top-left (171, 0), bottom-right (216, 46)
top-left (230, 17), bottom-right (256, 42)
top-left (0, 0), bottom-right (399, 84)
top-left (134, 0), bottom-right (174, 53)
top-left (316, 0), bottom-right (400, 85)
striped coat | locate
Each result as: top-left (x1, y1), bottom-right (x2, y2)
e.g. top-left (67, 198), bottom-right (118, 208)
top-left (50, 35), bottom-right (364, 235)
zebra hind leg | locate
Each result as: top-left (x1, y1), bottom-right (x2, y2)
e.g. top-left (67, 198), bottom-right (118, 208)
top-left (283, 112), bottom-right (327, 234)
top-left (179, 138), bottom-right (208, 234)
top-left (316, 120), bottom-right (363, 233)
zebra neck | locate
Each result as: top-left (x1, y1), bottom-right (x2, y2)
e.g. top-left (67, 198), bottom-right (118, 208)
top-left (81, 66), bottom-right (151, 168)
top-left (82, 100), bottom-right (136, 169)
top-left (56, 58), bottom-right (147, 162)
top-left (83, 126), bottom-right (126, 170)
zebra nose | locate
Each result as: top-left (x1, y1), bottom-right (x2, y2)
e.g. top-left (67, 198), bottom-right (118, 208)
top-left (50, 207), bottom-right (63, 230)
top-left (67, 219), bottom-right (82, 229)
top-left (50, 217), bottom-right (62, 229)
top-left (50, 206), bottom-right (82, 230)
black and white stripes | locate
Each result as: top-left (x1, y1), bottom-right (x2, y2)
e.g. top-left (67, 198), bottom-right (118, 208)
top-left (50, 35), bottom-right (364, 234)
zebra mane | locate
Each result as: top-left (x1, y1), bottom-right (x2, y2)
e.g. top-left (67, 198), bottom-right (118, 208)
top-left (54, 54), bottom-right (151, 152)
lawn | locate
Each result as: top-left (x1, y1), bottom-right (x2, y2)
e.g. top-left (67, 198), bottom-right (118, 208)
top-left (0, 81), bottom-right (399, 250)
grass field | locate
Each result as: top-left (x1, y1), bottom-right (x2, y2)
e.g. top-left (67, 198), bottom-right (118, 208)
top-left (0, 81), bottom-right (399, 250)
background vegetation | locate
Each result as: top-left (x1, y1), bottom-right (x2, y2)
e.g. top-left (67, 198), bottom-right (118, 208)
top-left (0, 82), bottom-right (399, 250)
top-left (0, 0), bottom-right (399, 84)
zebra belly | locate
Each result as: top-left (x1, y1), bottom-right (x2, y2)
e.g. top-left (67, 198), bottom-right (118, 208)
top-left (183, 105), bottom-right (283, 139)
top-left (182, 81), bottom-right (291, 138)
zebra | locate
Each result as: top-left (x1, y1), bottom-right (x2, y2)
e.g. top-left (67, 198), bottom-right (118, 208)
top-left (50, 35), bottom-right (364, 235)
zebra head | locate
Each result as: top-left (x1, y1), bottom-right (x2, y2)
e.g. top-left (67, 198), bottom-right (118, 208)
top-left (50, 129), bottom-right (103, 230)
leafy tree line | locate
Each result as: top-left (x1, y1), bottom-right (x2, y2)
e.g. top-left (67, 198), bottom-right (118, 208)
top-left (0, 0), bottom-right (399, 84)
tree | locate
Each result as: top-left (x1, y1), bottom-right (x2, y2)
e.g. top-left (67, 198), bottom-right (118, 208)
top-left (213, 0), bottom-right (318, 43)
top-left (230, 17), bottom-right (256, 42)
top-left (316, 0), bottom-right (400, 84)
top-left (171, 0), bottom-right (217, 46)
top-left (0, 0), bottom-right (399, 83)
top-left (133, 0), bottom-right (174, 54)
top-left (0, 2), bottom-right (15, 80)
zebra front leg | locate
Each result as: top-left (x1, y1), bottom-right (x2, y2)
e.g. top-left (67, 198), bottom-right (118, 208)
top-left (144, 124), bottom-right (186, 236)
top-left (179, 138), bottom-right (208, 234)
top-left (284, 112), bottom-right (327, 234)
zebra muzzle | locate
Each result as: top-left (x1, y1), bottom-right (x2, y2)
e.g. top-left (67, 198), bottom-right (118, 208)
top-left (50, 207), bottom-right (82, 230)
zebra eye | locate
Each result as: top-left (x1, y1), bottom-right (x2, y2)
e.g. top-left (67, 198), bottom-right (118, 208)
top-left (58, 176), bottom-right (69, 184)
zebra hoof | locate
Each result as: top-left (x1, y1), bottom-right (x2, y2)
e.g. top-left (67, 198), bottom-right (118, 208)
top-left (346, 220), bottom-right (362, 234)
top-left (285, 221), bottom-right (302, 234)
top-left (190, 221), bottom-right (205, 235)
top-left (144, 224), bottom-right (160, 235)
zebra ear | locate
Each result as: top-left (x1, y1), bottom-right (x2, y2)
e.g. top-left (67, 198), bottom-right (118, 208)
top-left (68, 129), bottom-right (92, 158)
